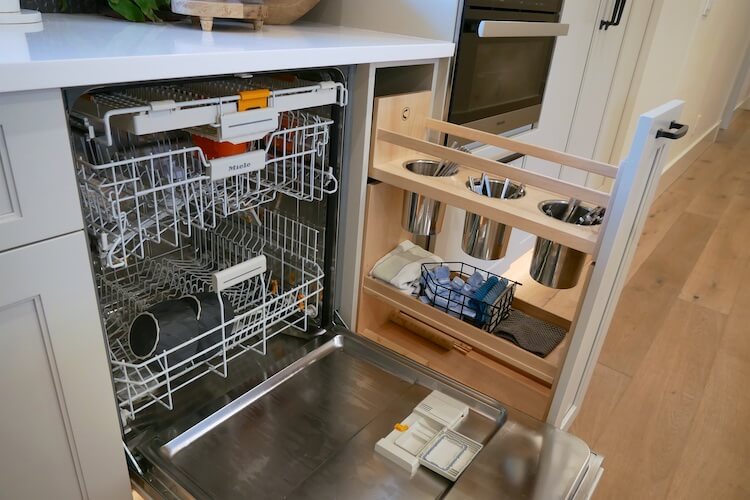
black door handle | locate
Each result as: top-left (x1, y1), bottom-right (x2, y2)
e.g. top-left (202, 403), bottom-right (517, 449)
top-left (656, 121), bottom-right (689, 140)
top-left (600, 0), bottom-right (627, 30)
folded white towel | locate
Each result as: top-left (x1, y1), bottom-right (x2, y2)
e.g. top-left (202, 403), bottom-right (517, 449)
top-left (370, 240), bottom-right (441, 292)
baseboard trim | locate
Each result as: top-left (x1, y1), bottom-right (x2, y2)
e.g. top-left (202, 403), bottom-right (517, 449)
top-left (656, 121), bottom-right (719, 196)
top-left (722, 98), bottom-right (750, 129)
top-left (736, 95), bottom-right (750, 112)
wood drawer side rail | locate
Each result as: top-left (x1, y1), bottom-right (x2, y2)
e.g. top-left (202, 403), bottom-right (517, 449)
top-left (377, 129), bottom-right (611, 208)
top-left (424, 118), bottom-right (619, 179)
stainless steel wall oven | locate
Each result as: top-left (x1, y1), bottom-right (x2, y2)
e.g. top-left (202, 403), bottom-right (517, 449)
top-left (448, 0), bottom-right (567, 136)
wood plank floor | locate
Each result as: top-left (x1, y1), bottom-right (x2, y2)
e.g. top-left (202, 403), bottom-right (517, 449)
top-left (567, 111), bottom-right (750, 499)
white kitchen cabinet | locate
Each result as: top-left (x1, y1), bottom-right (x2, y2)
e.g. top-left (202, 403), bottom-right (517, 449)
top-left (0, 90), bottom-right (84, 253)
top-left (563, 0), bottom-right (654, 189)
top-left (0, 231), bottom-right (130, 500)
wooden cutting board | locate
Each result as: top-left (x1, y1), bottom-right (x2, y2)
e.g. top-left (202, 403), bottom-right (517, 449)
top-left (171, 0), bottom-right (268, 31)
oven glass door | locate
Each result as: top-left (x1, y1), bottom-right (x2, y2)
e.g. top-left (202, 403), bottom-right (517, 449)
top-left (449, 7), bottom-right (560, 132)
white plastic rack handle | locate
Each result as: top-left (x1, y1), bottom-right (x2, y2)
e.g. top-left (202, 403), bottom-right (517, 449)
top-left (212, 255), bottom-right (267, 292)
top-left (218, 106), bottom-right (280, 144)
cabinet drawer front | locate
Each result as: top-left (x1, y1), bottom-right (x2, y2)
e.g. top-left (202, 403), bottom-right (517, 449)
top-left (0, 232), bottom-right (129, 500)
top-left (0, 90), bottom-right (83, 252)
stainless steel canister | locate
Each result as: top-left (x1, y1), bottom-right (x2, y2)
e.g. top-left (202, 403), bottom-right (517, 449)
top-left (530, 200), bottom-right (604, 289)
top-left (462, 178), bottom-right (525, 260)
top-left (401, 160), bottom-right (450, 235)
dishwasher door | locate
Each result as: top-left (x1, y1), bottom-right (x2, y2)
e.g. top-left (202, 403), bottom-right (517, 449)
top-left (445, 408), bottom-right (602, 499)
top-left (130, 329), bottom-right (597, 500)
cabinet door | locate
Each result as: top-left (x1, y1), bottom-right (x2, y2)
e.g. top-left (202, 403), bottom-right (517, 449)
top-left (561, 0), bottom-right (653, 189)
top-left (0, 89), bottom-right (83, 252)
top-left (0, 232), bottom-right (130, 499)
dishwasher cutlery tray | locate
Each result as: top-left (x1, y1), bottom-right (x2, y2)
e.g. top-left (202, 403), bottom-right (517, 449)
top-left (99, 209), bottom-right (323, 419)
top-left (73, 77), bottom-right (347, 146)
top-left (73, 106), bottom-right (337, 269)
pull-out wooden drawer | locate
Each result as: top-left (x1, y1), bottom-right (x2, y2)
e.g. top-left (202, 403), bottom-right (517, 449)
top-left (355, 180), bottom-right (574, 420)
top-left (354, 89), bottom-right (685, 427)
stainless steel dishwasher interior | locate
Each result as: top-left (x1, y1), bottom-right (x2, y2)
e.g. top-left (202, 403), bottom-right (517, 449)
top-left (132, 330), bottom-right (596, 499)
top-left (135, 331), bottom-right (508, 499)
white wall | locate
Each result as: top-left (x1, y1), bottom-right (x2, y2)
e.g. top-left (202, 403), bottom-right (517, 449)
top-left (611, 0), bottom-right (750, 174)
top-left (303, 0), bottom-right (461, 41)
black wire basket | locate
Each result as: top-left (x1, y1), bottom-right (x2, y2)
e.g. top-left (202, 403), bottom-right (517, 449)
top-left (419, 262), bottom-right (519, 332)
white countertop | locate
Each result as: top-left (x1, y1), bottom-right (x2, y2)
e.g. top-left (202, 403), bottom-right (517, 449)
top-left (0, 14), bottom-right (454, 93)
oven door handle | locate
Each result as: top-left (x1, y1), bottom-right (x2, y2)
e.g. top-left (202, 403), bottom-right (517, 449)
top-left (477, 21), bottom-right (570, 38)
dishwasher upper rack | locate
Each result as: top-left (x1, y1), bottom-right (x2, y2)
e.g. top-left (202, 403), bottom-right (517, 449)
top-left (73, 77), bottom-right (348, 147)
top-left (75, 130), bottom-right (217, 269)
top-left (100, 209), bottom-right (323, 419)
top-left (74, 109), bottom-right (336, 269)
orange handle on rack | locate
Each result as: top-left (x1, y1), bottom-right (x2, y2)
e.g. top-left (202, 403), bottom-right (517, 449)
top-left (238, 89), bottom-right (271, 111)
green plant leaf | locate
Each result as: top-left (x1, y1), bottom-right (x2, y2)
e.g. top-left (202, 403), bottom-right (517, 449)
top-left (132, 0), bottom-right (163, 22)
top-left (109, 0), bottom-right (146, 21)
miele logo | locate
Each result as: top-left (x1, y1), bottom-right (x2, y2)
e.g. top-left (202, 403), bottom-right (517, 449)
top-left (228, 162), bottom-right (254, 172)
top-left (209, 151), bottom-right (263, 181)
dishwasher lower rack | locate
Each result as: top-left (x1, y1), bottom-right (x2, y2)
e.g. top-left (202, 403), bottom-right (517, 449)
top-left (73, 108), bottom-right (335, 269)
top-left (98, 209), bottom-right (323, 419)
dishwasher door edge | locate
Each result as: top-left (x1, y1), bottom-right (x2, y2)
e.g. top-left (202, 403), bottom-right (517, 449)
top-left (572, 452), bottom-right (604, 500)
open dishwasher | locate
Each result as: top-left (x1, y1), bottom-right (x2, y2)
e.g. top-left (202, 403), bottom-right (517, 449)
top-left (69, 71), bottom-right (346, 419)
top-left (67, 69), bottom-right (598, 499)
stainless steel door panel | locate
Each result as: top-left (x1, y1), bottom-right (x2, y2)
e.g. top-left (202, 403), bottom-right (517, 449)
top-left (137, 333), bottom-right (506, 499)
top-left (135, 332), bottom-right (593, 500)
top-left (446, 409), bottom-right (593, 499)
